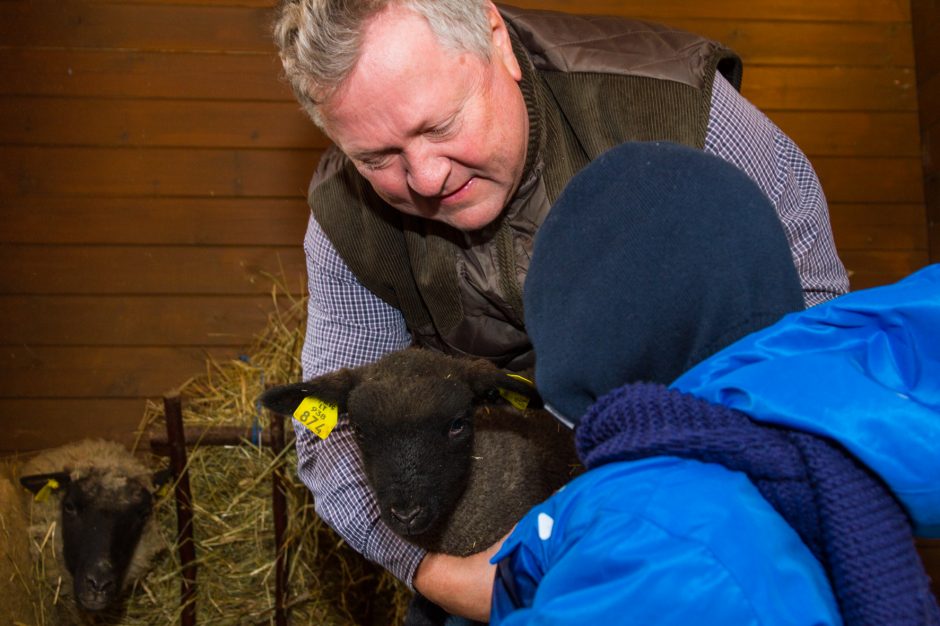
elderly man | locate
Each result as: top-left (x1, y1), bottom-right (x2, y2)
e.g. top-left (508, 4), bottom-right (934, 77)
top-left (272, 1), bottom-right (849, 620)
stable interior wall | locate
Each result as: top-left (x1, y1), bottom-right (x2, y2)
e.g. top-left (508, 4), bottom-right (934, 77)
top-left (910, 0), bottom-right (940, 598)
top-left (0, 0), bottom-right (928, 453)
top-left (912, 0), bottom-right (939, 261)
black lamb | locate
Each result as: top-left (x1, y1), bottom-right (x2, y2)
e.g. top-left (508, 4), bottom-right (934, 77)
top-left (261, 348), bottom-right (578, 557)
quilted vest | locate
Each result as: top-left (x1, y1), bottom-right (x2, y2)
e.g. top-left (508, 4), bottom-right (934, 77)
top-left (308, 5), bottom-right (742, 371)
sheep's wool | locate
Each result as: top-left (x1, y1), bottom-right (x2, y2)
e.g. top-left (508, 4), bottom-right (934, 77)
top-left (20, 439), bottom-right (165, 598)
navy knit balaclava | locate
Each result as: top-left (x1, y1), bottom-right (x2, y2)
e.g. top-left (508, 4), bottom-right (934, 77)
top-left (524, 141), bottom-right (804, 424)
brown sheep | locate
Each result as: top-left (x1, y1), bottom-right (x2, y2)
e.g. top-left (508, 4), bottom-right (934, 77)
top-left (14, 439), bottom-right (171, 621)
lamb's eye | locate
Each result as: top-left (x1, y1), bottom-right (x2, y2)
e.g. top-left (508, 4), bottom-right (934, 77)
top-left (62, 499), bottom-right (78, 517)
top-left (483, 388), bottom-right (502, 403)
top-left (448, 418), bottom-right (470, 438)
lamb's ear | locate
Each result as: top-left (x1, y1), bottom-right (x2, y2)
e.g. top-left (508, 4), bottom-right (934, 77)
top-left (151, 468), bottom-right (174, 496)
top-left (20, 471), bottom-right (72, 498)
top-left (260, 369), bottom-right (358, 417)
top-left (460, 361), bottom-right (544, 410)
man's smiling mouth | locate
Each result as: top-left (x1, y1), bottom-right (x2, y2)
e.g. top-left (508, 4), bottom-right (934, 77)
top-left (440, 177), bottom-right (474, 204)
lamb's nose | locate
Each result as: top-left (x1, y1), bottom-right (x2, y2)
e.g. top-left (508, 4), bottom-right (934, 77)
top-left (390, 505), bottom-right (422, 525)
top-left (86, 572), bottom-right (115, 594)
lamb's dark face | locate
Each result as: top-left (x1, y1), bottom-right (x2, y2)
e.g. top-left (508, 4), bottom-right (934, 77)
top-left (60, 473), bottom-right (154, 612)
top-left (258, 349), bottom-right (544, 544)
top-left (348, 378), bottom-right (476, 538)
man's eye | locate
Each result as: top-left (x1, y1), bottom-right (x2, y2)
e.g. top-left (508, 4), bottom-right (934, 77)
top-left (359, 157), bottom-right (390, 171)
top-left (426, 123), bottom-right (456, 139)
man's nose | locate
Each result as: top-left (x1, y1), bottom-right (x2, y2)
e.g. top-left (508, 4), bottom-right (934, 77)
top-left (405, 149), bottom-right (450, 197)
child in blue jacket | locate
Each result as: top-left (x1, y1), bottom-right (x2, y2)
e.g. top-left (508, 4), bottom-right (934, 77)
top-left (491, 142), bottom-right (940, 625)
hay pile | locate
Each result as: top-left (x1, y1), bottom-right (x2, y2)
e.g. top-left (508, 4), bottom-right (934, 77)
top-left (0, 461), bottom-right (37, 624)
top-left (120, 285), bottom-right (410, 625)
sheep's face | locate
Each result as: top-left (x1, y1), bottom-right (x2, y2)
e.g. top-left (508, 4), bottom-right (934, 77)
top-left (259, 348), bottom-right (543, 544)
top-left (348, 378), bottom-right (476, 538)
top-left (59, 471), bottom-right (155, 612)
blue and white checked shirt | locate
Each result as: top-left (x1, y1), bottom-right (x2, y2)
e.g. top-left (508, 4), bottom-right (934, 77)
top-left (295, 73), bottom-right (850, 586)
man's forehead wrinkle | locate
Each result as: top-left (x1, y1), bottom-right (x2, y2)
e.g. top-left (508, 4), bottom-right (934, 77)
top-left (327, 52), bottom-right (431, 154)
top-left (325, 75), bottom-right (406, 157)
top-left (331, 97), bottom-right (418, 159)
top-left (332, 57), bottom-right (482, 161)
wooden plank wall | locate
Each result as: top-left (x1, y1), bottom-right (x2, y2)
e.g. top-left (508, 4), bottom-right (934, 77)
top-left (0, 0), bottom-right (321, 451)
top-left (0, 0), bottom-right (928, 453)
top-left (910, 0), bottom-right (940, 597)
top-left (912, 0), bottom-right (939, 262)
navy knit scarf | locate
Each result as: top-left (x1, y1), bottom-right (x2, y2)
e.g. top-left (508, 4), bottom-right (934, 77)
top-left (576, 382), bottom-right (940, 626)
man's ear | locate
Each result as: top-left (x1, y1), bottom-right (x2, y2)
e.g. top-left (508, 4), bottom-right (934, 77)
top-left (260, 368), bottom-right (358, 417)
top-left (486, 1), bottom-right (521, 81)
top-left (20, 471), bottom-right (71, 496)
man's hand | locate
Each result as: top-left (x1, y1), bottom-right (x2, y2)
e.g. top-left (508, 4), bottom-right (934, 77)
top-left (412, 536), bottom-right (507, 622)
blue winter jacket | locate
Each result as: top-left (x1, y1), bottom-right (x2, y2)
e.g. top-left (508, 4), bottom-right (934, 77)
top-left (490, 264), bottom-right (940, 625)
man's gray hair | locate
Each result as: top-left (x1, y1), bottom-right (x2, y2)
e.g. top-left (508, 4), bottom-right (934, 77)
top-left (274, 0), bottom-right (493, 129)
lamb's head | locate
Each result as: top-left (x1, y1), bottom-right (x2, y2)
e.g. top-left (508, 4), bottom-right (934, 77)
top-left (262, 349), bottom-right (540, 540)
top-left (20, 464), bottom-right (171, 612)
top-left (349, 375), bottom-right (478, 537)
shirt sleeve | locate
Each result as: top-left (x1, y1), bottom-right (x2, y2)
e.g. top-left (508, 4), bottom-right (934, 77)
top-left (703, 73), bottom-right (850, 307)
top-left (295, 211), bottom-right (426, 585)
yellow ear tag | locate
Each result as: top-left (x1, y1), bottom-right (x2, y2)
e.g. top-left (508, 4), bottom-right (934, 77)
top-left (499, 373), bottom-right (535, 411)
top-left (293, 396), bottom-right (338, 440)
top-left (506, 373), bottom-right (534, 386)
top-left (34, 478), bottom-right (60, 503)
top-left (155, 481), bottom-right (172, 499)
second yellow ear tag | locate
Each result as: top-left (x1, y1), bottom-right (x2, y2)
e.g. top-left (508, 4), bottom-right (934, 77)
top-left (506, 373), bottom-right (534, 386)
top-left (293, 397), bottom-right (339, 440)
top-left (499, 373), bottom-right (535, 411)
top-left (34, 479), bottom-right (60, 503)
top-left (155, 481), bottom-right (172, 499)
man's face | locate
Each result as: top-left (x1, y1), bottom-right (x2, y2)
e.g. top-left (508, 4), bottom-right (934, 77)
top-left (321, 4), bottom-right (529, 232)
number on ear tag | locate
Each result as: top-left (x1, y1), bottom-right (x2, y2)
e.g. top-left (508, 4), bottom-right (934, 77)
top-left (293, 397), bottom-right (339, 440)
